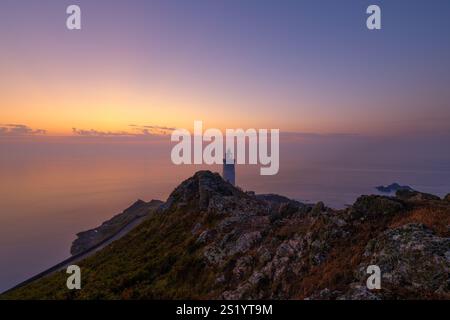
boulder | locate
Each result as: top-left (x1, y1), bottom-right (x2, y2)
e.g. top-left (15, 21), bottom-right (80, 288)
top-left (396, 189), bottom-right (440, 201)
top-left (351, 195), bottom-right (404, 219)
top-left (357, 223), bottom-right (450, 294)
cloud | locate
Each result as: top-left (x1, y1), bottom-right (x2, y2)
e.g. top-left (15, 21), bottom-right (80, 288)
top-left (285, 131), bottom-right (358, 137)
top-left (0, 124), bottom-right (46, 136)
top-left (71, 124), bottom-right (175, 137)
top-left (128, 124), bottom-right (175, 135)
top-left (71, 126), bottom-right (357, 139)
top-left (281, 131), bottom-right (360, 140)
top-left (72, 128), bottom-right (135, 137)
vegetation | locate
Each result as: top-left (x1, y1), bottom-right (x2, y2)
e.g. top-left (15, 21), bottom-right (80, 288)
top-left (2, 171), bottom-right (449, 300)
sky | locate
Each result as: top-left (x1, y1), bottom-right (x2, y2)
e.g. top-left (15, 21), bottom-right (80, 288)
top-left (1, 0), bottom-right (450, 136)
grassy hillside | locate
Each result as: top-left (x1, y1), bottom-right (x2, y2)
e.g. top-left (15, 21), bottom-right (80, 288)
top-left (2, 171), bottom-right (449, 300)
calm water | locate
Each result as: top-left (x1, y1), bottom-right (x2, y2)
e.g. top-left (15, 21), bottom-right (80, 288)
top-left (1, 135), bottom-right (449, 292)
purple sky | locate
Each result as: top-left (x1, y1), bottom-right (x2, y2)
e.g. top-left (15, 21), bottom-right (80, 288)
top-left (0, 0), bottom-right (449, 136)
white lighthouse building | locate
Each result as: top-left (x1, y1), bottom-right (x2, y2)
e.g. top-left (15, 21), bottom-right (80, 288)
top-left (223, 149), bottom-right (235, 186)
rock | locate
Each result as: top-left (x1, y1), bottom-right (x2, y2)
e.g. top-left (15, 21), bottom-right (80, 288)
top-left (203, 245), bottom-right (226, 265)
top-left (351, 195), bottom-right (404, 219)
top-left (256, 193), bottom-right (294, 208)
top-left (196, 229), bottom-right (216, 244)
top-left (309, 239), bottom-right (328, 265)
top-left (233, 256), bottom-right (254, 279)
top-left (376, 183), bottom-right (414, 193)
top-left (191, 223), bottom-right (202, 235)
top-left (305, 288), bottom-right (341, 300)
top-left (248, 271), bottom-right (265, 286)
top-left (257, 194), bottom-right (306, 218)
top-left (258, 248), bottom-right (272, 264)
top-left (357, 223), bottom-right (450, 294)
top-left (9, 170), bottom-right (450, 301)
top-left (215, 275), bottom-right (226, 284)
top-left (269, 212), bottom-right (282, 223)
top-left (70, 199), bottom-right (163, 255)
top-left (276, 238), bottom-right (303, 259)
top-left (330, 216), bottom-right (347, 227)
top-left (163, 171), bottom-right (240, 212)
top-left (444, 194), bottom-right (450, 202)
top-left (57, 173), bottom-right (450, 300)
top-left (279, 201), bottom-right (304, 216)
top-left (222, 283), bottom-right (253, 300)
top-left (217, 216), bottom-right (242, 233)
top-left (337, 284), bottom-right (381, 300)
top-left (311, 201), bottom-right (325, 216)
top-left (230, 231), bottom-right (262, 255)
top-left (396, 189), bottom-right (441, 201)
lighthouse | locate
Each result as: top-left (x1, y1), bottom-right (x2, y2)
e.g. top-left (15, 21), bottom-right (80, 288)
top-left (223, 149), bottom-right (235, 186)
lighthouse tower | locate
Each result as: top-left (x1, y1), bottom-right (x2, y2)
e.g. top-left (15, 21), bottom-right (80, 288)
top-left (223, 149), bottom-right (235, 186)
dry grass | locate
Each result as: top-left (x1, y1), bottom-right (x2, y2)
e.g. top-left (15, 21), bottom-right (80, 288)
top-left (389, 207), bottom-right (450, 237)
top-left (294, 218), bottom-right (389, 299)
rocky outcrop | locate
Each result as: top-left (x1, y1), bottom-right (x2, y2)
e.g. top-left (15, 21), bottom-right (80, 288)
top-left (350, 195), bottom-right (404, 219)
top-left (352, 223), bottom-right (450, 297)
top-left (396, 189), bottom-right (441, 201)
top-left (376, 183), bottom-right (414, 194)
top-left (3, 171), bottom-right (449, 300)
top-left (70, 199), bottom-right (163, 255)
